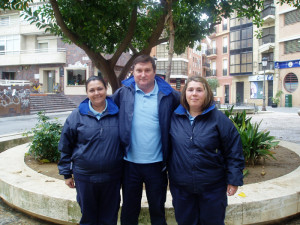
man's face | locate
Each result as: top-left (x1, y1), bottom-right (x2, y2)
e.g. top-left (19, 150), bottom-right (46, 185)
top-left (133, 61), bottom-right (156, 93)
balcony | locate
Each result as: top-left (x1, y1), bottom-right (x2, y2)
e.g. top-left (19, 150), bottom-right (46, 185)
top-left (259, 61), bottom-right (274, 73)
top-left (205, 71), bottom-right (211, 77)
top-left (203, 62), bottom-right (210, 69)
top-left (0, 19), bottom-right (45, 35)
top-left (261, 5), bottom-right (275, 23)
top-left (0, 48), bottom-right (66, 66)
top-left (207, 48), bottom-right (217, 58)
top-left (259, 35), bottom-right (275, 53)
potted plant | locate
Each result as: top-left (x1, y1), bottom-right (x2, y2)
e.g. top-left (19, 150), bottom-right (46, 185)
top-left (271, 90), bottom-right (283, 108)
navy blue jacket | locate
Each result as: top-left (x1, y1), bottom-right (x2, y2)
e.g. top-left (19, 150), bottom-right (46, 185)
top-left (58, 97), bottom-right (123, 183)
top-left (168, 104), bottom-right (244, 189)
top-left (111, 75), bottom-right (180, 164)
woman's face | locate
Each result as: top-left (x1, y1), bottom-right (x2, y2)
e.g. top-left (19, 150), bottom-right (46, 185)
top-left (186, 81), bottom-right (206, 111)
top-left (86, 80), bottom-right (107, 107)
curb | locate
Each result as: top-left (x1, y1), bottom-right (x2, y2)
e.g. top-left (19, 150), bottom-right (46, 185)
top-left (0, 139), bottom-right (300, 224)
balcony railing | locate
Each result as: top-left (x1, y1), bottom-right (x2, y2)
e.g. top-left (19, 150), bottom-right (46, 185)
top-left (207, 48), bottom-right (217, 56)
top-left (0, 79), bottom-right (30, 86)
top-left (206, 71), bottom-right (211, 77)
top-left (203, 62), bottom-right (210, 68)
top-left (259, 35), bottom-right (275, 46)
top-left (0, 48), bottom-right (66, 55)
top-left (259, 61), bottom-right (274, 71)
top-left (261, 5), bottom-right (275, 18)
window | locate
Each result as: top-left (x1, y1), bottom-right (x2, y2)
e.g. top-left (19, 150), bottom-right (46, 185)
top-left (241, 27), bottom-right (253, 48)
top-left (230, 13), bottom-right (252, 28)
top-left (212, 40), bottom-right (216, 54)
top-left (230, 30), bottom-right (241, 50)
top-left (284, 73), bottom-right (298, 93)
top-left (250, 81), bottom-right (263, 99)
top-left (284, 39), bottom-right (300, 54)
top-left (260, 26), bottom-right (275, 45)
top-left (211, 61), bottom-right (216, 76)
top-left (0, 16), bottom-right (9, 26)
top-left (0, 35), bottom-right (20, 55)
top-left (67, 69), bottom-right (87, 85)
top-left (223, 59), bottom-right (228, 76)
top-left (285, 9), bottom-right (300, 25)
top-left (2, 72), bottom-right (15, 80)
top-left (223, 37), bottom-right (228, 53)
top-left (38, 42), bottom-right (48, 52)
top-left (156, 61), bottom-right (188, 75)
top-left (223, 19), bottom-right (228, 31)
top-left (156, 44), bottom-right (187, 59)
top-left (230, 52), bottom-right (252, 75)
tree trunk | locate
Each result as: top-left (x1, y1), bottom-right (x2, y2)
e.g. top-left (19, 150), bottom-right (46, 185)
top-left (165, 0), bottom-right (174, 83)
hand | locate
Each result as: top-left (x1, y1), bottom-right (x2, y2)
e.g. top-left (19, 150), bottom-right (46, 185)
top-left (227, 184), bottom-right (238, 196)
top-left (65, 178), bottom-right (75, 188)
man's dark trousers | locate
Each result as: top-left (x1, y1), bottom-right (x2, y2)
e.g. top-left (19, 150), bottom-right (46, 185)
top-left (121, 161), bottom-right (168, 225)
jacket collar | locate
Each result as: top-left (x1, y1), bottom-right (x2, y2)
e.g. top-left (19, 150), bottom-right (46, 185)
top-left (79, 97), bottom-right (119, 116)
top-left (175, 104), bottom-right (216, 116)
top-left (121, 75), bottom-right (173, 95)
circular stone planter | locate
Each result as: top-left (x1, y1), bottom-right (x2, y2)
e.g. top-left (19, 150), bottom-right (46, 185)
top-left (1, 140), bottom-right (300, 224)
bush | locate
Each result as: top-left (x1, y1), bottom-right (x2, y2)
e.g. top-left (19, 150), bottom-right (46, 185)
top-left (23, 111), bottom-right (63, 162)
top-left (224, 107), bottom-right (279, 166)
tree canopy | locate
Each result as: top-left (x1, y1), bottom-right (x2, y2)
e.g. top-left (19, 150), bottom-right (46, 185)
top-left (1, 0), bottom-right (299, 92)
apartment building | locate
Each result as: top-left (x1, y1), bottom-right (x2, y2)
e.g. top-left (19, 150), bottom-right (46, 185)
top-left (251, 0), bottom-right (275, 107)
top-left (275, 4), bottom-right (300, 107)
top-left (205, 18), bottom-right (231, 104)
top-left (0, 7), bottom-right (129, 99)
top-left (0, 8), bottom-right (67, 93)
top-left (203, 2), bottom-right (300, 107)
top-left (151, 43), bottom-right (202, 91)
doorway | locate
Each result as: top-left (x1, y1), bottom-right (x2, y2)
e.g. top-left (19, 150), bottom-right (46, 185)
top-left (267, 80), bottom-right (273, 106)
top-left (225, 85), bottom-right (229, 104)
top-left (236, 82), bottom-right (244, 105)
top-left (43, 70), bottom-right (55, 93)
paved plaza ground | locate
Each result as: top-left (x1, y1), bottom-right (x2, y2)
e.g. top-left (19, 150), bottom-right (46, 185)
top-left (0, 106), bottom-right (300, 224)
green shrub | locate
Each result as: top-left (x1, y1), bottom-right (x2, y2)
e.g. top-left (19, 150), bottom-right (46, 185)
top-left (23, 111), bottom-right (63, 162)
top-left (224, 107), bottom-right (279, 166)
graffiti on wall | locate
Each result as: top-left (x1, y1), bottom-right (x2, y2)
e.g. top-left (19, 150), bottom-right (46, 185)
top-left (0, 88), bottom-right (30, 117)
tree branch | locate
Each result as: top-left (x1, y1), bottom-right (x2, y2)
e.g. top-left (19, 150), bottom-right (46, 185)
top-left (110, 6), bottom-right (137, 66)
top-left (156, 37), bottom-right (169, 45)
top-left (129, 43), bottom-right (138, 54)
top-left (143, 3), bottom-right (168, 52)
top-left (49, 0), bottom-right (105, 62)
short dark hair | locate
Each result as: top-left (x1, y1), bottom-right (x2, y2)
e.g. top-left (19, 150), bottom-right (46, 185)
top-left (132, 55), bottom-right (156, 71)
top-left (86, 76), bottom-right (107, 91)
top-left (181, 76), bottom-right (214, 112)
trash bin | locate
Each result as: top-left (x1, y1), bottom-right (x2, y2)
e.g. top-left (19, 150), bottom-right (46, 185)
top-left (285, 94), bottom-right (292, 107)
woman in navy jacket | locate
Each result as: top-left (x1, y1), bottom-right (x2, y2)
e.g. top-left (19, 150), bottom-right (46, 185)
top-left (168, 76), bottom-right (244, 225)
top-left (58, 76), bottom-right (123, 225)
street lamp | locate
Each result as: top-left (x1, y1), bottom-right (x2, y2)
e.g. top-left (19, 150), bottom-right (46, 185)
top-left (153, 56), bottom-right (157, 65)
top-left (261, 57), bottom-right (268, 111)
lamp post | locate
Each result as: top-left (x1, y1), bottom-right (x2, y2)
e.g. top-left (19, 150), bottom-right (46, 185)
top-left (153, 56), bottom-right (157, 65)
top-left (261, 57), bottom-right (268, 111)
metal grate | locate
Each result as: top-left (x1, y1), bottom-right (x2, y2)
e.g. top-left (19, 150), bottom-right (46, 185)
top-left (284, 73), bottom-right (298, 93)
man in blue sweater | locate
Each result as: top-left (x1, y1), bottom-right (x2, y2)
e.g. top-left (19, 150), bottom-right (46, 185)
top-left (112, 55), bottom-right (180, 225)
